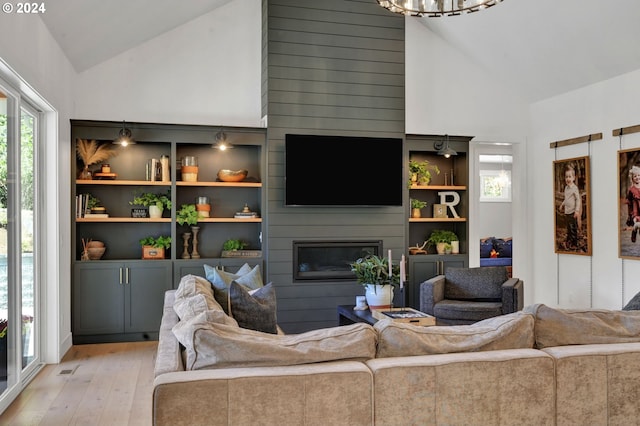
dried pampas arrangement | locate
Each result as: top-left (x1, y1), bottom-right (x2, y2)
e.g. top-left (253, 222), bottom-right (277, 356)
top-left (76, 138), bottom-right (118, 166)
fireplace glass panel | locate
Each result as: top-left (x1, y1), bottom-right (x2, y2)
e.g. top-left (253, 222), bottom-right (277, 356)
top-left (293, 240), bottom-right (382, 281)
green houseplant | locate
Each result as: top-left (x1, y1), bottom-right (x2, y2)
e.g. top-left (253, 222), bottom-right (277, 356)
top-left (410, 198), bottom-right (427, 218)
top-left (139, 235), bottom-right (171, 259)
top-left (223, 239), bottom-right (248, 251)
top-left (409, 159), bottom-right (440, 187)
top-left (130, 191), bottom-right (172, 218)
top-left (350, 254), bottom-right (400, 308)
top-left (176, 204), bottom-right (199, 226)
top-left (426, 229), bottom-right (459, 254)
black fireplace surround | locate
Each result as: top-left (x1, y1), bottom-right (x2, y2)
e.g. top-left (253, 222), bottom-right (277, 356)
top-left (293, 240), bottom-right (382, 281)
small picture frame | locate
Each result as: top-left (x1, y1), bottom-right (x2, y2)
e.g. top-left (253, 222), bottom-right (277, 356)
top-left (433, 204), bottom-right (448, 218)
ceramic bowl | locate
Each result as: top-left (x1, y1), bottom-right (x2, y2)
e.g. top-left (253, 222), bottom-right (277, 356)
top-left (86, 247), bottom-right (106, 260)
top-left (217, 169), bottom-right (248, 182)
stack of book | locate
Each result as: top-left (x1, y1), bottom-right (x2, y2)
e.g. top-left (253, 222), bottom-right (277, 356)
top-left (75, 193), bottom-right (109, 218)
top-left (234, 211), bottom-right (259, 219)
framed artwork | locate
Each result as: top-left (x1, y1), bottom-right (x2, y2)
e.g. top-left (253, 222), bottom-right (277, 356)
top-left (553, 156), bottom-right (591, 255)
top-left (618, 148), bottom-right (640, 259)
top-left (479, 169), bottom-right (512, 202)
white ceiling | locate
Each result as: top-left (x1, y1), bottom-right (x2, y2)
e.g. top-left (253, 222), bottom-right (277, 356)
top-left (40, 0), bottom-right (640, 103)
top-left (40, 0), bottom-right (233, 72)
top-left (420, 0), bottom-right (640, 102)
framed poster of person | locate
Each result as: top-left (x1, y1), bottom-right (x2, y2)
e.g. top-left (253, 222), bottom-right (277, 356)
top-left (618, 148), bottom-right (640, 259)
top-left (553, 156), bottom-right (592, 255)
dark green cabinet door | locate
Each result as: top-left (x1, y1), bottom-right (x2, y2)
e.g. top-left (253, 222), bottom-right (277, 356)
top-left (73, 262), bottom-right (124, 335)
top-left (125, 261), bottom-right (172, 333)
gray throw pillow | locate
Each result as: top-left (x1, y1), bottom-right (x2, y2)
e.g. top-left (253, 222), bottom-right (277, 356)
top-left (623, 291), bottom-right (640, 310)
top-left (204, 264), bottom-right (263, 313)
top-left (229, 281), bottom-right (277, 334)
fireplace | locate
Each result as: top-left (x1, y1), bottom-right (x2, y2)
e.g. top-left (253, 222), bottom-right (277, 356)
top-left (293, 240), bottom-right (382, 281)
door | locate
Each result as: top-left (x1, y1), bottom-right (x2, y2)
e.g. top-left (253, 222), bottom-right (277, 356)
top-left (0, 85), bottom-right (42, 397)
top-left (125, 260), bottom-right (172, 334)
top-left (73, 262), bottom-right (124, 335)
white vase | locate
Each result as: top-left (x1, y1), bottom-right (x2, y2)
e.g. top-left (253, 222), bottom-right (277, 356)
top-left (148, 205), bottom-right (162, 218)
top-left (451, 240), bottom-right (459, 254)
top-left (364, 284), bottom-right (394, 309)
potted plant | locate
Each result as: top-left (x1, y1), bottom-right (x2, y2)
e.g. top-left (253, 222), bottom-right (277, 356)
top-left (139, 235), bottom-right (171, 259)
top-left (176, 204), bottom-right (199, 226)
top-left (350, 254), bottom-right (400, 309)
top-left (221, 238), bottom-right (249, 257)
top-left (130, 191), bottom-right (172, 218)
top-left (409, 159), bottom-right (440, 187)
top-left (426, 229), bottom-right (459, 255)
top-left (410, 198), bottom-right (427, 218)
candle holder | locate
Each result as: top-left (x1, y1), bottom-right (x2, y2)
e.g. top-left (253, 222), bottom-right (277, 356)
top-left (181, 232), bottom-right (191, 259)
top-left (191, 226), bottom-right (200, 259)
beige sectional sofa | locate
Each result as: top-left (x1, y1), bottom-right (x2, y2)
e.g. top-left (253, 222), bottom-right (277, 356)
top-left (153, 275), bottom-right (640, 425)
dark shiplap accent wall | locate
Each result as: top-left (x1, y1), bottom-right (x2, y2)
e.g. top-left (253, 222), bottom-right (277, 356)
top-left (263, 0), bottom-right (406, 333)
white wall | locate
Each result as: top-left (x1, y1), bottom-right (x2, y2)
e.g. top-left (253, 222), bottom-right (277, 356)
top-left (405, 18), bottom-right (528, 141)
top-left (0, 13), bottom-right (76, 363)
top-left (74, 0), bottom-right (262, 127)
top-left (529, 69), bottom-right (640, 309)
top-left (405, 17), bottom-right (531, 300)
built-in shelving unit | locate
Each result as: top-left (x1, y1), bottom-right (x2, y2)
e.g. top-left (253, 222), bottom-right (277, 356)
top-left (71, 120), bottom-right (266, 343)
top-left (405, 134), bottom-right (472, 309)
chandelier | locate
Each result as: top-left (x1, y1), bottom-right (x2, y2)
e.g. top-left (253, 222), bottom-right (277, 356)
top-left (377, 0), bottom-right (504, 17)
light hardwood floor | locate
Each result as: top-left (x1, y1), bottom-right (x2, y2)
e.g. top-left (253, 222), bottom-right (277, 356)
top-left (0, 341), bottom-right (158, 425)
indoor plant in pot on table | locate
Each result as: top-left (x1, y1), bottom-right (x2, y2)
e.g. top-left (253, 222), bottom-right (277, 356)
top-left (350, 254), bottom-right (400, 309)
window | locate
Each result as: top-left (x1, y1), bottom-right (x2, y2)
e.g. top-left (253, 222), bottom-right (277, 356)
top-left (480, 169), bottom-right (511, 202)
top-left (0, 71), bottom-right (44, 410)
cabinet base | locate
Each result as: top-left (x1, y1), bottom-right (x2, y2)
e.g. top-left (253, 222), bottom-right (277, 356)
top-left (72, 332), bottom-right (159, 345)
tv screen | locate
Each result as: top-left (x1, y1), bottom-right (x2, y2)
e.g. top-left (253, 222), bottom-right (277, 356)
top-left (285, 134), bottom-right (403, 206)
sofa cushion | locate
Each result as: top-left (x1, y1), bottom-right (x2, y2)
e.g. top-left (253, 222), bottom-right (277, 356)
top-left (229, 281), bottom-right (277, 334)
top-left (175, 274), bottom-right (215, 300)
top-left (374, 311), bottom-right (535, 357)
top-left (204, 264), bottom-right (263, 313)
top-left (172, 318), bottom-right (377, 370)
top-left (525, 303), bottom-right (640, 348)
top-left (444, 267), bottom-right (508, 301)
top-left (173, 275), bottom-right (225, 321)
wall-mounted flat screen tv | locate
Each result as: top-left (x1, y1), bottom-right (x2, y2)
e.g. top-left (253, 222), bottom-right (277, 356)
top-left (285, 134), bottom-right (403, 206)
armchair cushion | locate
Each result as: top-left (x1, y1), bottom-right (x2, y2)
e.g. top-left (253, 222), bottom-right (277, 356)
top-left (434, 300), bottom-right (503, 323)
top-left (444, 267), bottom-right (509, 301)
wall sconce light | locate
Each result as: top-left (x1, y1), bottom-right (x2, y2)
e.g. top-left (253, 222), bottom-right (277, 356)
top-left (113, 121), bottom-right (135, 146)
top-left (434, 134), bottom-right (457, 158)
top-left (212, 128), bottom-right (233, 151)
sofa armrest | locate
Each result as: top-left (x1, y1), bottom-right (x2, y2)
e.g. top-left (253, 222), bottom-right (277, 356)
top-left (501, 278), bottom-right (524, 314)
top-left (154, 290), bottom-right (185, 378)
top-left (420, 275), bottom-right (445, 315)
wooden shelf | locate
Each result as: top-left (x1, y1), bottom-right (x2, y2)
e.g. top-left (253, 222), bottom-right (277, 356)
top-left (409, 217), bottom-right (467, 223)
top-left (76, 180), bottom-right (171, 186)
top-left (196, 217), bottom-right (262, 223)
top-left (77, 217), bottom-right (172, 223)
top-left (176, 181), bottom-right (262, 188)
top-left (409, 185), bottom-right (466, 190)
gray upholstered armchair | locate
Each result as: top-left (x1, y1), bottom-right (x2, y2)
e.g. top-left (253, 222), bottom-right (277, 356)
top-left (420, 266), bottom-right (523, 325)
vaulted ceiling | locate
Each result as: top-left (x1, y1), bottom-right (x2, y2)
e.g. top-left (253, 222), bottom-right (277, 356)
top-left (40, 0), bottom-right (640, 103)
